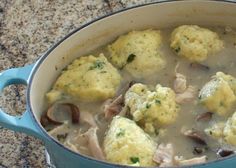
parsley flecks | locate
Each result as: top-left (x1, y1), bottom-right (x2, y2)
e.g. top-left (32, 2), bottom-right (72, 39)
top-left (127, 54), bottom-right (136, 63)
top-left (155, 99), bottom-right (161, 105)
top-left (146, 103), bottom-right (151, 109)
top-left (175, 47), bottom-right (181, 53)
top-left (130, 157), bottom-right (140, 164)
top-left (89, 60), bottom-right (105, 70)
top-left (116, 128), bottom-right (125, 137)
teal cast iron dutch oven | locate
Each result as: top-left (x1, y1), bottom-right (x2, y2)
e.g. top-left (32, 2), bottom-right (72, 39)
top-left (1, 0), bottom-right (236, 167)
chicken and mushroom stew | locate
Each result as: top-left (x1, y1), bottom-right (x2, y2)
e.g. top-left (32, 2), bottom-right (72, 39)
top-left (41, 25), bottom-right (236, 167)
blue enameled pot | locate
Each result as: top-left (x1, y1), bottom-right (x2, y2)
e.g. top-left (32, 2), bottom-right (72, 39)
top-left (1, 1), bottom-right (236, 167)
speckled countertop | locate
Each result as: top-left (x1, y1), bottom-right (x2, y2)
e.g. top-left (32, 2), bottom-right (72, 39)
top-left (0, 0), bottom-right (159, 167)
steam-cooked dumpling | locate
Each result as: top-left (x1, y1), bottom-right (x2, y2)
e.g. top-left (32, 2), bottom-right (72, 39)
top-left (46, 54), bottom-right (121, 103)
top-left (205, 122), bottom-right (225, 139)
top-left (125, 83), bottom-right (179, 134)
top-left (205, 111), bottom-right (236, 146)
top-left (170, 25), bottom-right (223, 62)
top-left (216, 72), bottom-right (236, 95)
top-left (104, 116), bottom-right (157, 166)
top-left (199, 72), bottom-right (236, 116)
top-left (223, 111), bottom-right (236, 146)
top-left (108, 30), bottom-right (166, 78)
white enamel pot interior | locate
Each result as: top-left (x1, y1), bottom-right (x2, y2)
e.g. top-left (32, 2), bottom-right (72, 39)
top-left (28, 0), bottom-right (236, 168)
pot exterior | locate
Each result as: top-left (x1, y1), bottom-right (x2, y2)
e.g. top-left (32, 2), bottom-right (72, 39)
top-left (45, 142), bottom-right (113, 168)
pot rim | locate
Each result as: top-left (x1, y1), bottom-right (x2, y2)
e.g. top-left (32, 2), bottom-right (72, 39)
top-left (27, 0), bottom-right (236, 167)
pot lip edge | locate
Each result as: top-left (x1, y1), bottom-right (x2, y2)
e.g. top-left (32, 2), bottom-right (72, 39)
top-left (26, 0), bottom-right (236, 167)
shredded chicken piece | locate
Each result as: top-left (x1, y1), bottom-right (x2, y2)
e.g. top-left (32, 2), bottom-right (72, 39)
top-left (103, 95), bottom-right (124, 119)
top-left (153, 143), bottom-right (206, 167)
top-left (64, 139), bottom-right (80, 152)
top-left (48, 121), bottom-right (70, 138)
top-left (173, 64), bottom-right (197, 104)
top-left (174, 63), bottom-right (187, 93)
top-left (64, 132), bottom-right (91, 155)
top-left (153, 143), bottom-right (175, 167)
top-left (80, 112), bottom-right (97, 127)
top-left (174, 73), bottom-right (187, 93)
top-left (175, 155), bottom-right (207, 166)
top-left (84, 127), bottom-right (105, 160)
top-left (175, 85), bottom-right (197, 104)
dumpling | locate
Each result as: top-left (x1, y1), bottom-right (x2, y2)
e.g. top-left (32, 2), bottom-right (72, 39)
top-left (204, 122), bottom-right (225, 140)
top-left (199, 72), bottom-right (236, 116)
top-left (205, 111), bottom-right (236, 146)
top-left (108, 30), bottom-right (166, 78)
top-left (223, 111), bottom-right (236, 146)
top-left (216, 72), bottom-right (236, 95)
top-left (170, 25), bottom-right (223, 62)
top-left (125, 83), bottom-right (179, 134)
top-left (104, 116), bottom-right (157, 166)
top-left (46, 54), bottom-right (121, 103)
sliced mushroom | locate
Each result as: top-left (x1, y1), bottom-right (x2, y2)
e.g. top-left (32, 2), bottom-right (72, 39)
top-left (46, 105), bottom-right (64, 125)
top-left (182, 129), bottom-right (207, 145)
top-left (196, 112), bottom-right (213, 122)
top-left (84, 127), bottom-right (105, 160)
top-left (176, 85), bottom-right (197, 104)
top-left (103, 95), bottom-right (124, 120)
top-left (46, 103), bottom-right (80, 125)
top-left (153, 143), bottom-right (175, 167)
top-left (190, 63), bottom-right (210, 71)
top-left (65, 103), bottom-right (80, 124)
top-left (40, 114), bottom-right (51, 127)
top-left (217, 149), bottom-right (235, 157)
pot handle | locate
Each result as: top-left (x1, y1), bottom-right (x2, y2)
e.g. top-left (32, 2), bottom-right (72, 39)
top-left (0, 64), bottom-right (46, 140)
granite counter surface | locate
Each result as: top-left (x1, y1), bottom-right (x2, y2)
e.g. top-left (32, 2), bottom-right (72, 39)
top-left (0, 0), bottom-right (158, 167)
